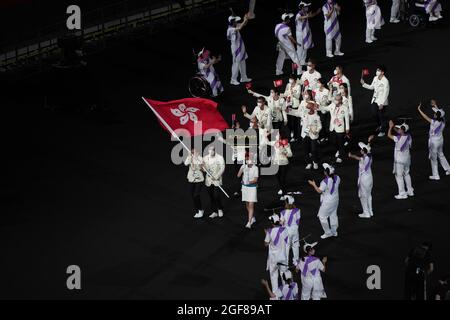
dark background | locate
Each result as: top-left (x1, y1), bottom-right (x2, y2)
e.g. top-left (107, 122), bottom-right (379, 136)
top-left (1, 0), bottom-right (450, 299)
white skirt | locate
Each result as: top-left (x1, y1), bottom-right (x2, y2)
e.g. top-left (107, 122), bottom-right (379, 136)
top-left (242, 185), bottom-right (257, 203)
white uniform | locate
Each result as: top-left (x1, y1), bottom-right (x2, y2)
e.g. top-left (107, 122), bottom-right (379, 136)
top-left (428, 120), bottom-right (450, 177)
top-left (198, 57), bottom-right (224, 97)
top-left (358, 155), bottom-right (373, 216)
top-left (393, 134), bottom-right (414, 196)
top-left (322, 1), bottom-right (342, 56)
top-left (251, 92), bottom-right (288, 125)
top-left (424, 0), bottom-right (442, 17)
top-left (280, 208), bottom-right (301, 264)
top-left (329, 74), bottom-right (351, 97)
top-left (322, 102), bottom-right (350, 133)
top-left (185, 154), bottom-right (204, 183)
top-left (283, 82), bottom-right (302, 109)
top-left (300, 69), bottom-right (322, 92)
top-left (302, 112), bottom-right (322, 140)
top-left (265, 226), bottom-right (289, 291)
top-left (227, 24), bottom-right (250, 83)
top-left (277, 282), bottom-right (299, 300)
top-left (203, 153), bottom-right (225, 187)
top-left (267, 141), bottom-right (293, 166)
top-left (315, 87), bottom-right (331, 114)
top-left (240, 164), bottom-right (259, 203)
top-left (275, 22), bottom-right (301, 75)
top-left (297, 256), bottom-right (326, 300)
top-left (244, 105), bottom-right (272, 130)
top-left (365, 1), bottom-right (384, 43)
top-left (296, 9), bottom-right (314, 67)
top-left (318, 176), bottom-right (340, 235)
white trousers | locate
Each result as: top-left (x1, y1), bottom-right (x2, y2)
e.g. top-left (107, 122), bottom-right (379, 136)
top-left (318, 200), bottom-right (339, 235)
top-left (391, 0), bottom-right (401, 19)
top-left (325, 34), bottom-right (342, 55)
top-left (296, 43), bottom-right (308, 66)
top-left (276, 44), bottom-right (301, 75)
top-left (286, 227), bottom-right (300, 264)
top-left (359, 174), bottom-right (373, 215)
top-left (231, 59), bottom-right (249, 82)
top-left (394, 162), bottom-right (414, 195)
top-left (366, 28), bottom-right (376, 42)
top-left (429, 138), bottom-right (450, 176)
top-left (301, 277), bottom-right (326, 300)
top-left (268, 262), bottom-right (287, 292)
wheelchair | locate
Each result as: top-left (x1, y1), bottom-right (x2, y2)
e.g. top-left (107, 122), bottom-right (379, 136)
top-left (188, 74), bottom-right (212, 98)
top-left (401, 0), bottom-right (429, 27)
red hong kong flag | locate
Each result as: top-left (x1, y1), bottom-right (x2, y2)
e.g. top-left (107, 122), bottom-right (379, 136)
top-left (362, 68), bottom-right (370, 76)
top-left (143, 97), bottom-right (229, 136)
top-left (273, 79), bottom-right (283, 88)
top-left (245, 82), bottom-right (253, 89)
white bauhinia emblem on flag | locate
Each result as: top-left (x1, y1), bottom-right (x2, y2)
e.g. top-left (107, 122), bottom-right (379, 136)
top-left (170, 104), bottom-right (199, 125)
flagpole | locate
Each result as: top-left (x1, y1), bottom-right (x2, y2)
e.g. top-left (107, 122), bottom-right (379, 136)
top-left (142, 97), bottom-right (230, 198)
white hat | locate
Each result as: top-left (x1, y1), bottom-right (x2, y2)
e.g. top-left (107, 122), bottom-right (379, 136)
top-left (395, 123), bottom-right (410, 132)
top-left (281, 13), bottom-right (294, 20)
top-left (298, 1), bottom-right (311, 7)
top-left (358, 142), bottom-right (371, 153)
top-left (283, 270), bottom-right (293, 280)
top-left (284, 195), bottom-right (295, 205)
top-left (228, 15), bottom-right (241, 23)
top-left (303, 241), bottom-right (318, 253)
top-left (269, 214), bottom-right (280, 224)
top-left (432, 107), bottom-right (446, 117)
top-left (322, 163), bottom-right (335, 174)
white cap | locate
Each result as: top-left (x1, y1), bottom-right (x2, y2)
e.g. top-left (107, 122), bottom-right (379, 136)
top-left (281, 13), bottom-right (294, 20)
top-left (358, 142), bottom-right (371, 153)
top-left (269, 214), bottom-right (280, 224)
top-left (303, 241), bottom-right (318, 253)
top-left (322, 163), bottom-right (335, 174)
top-left (285, 195), bottom-right (295, 205)
top-left (283, 270), bottom-right (293, 280)
top-left (298, 1), bottom-right (311, 7)
top-left (432, 107), bottom-right (445, 117)
top-left (228, 15), bottom-right (241, 23)
top-left (395, 123), bottom-right (410, 132)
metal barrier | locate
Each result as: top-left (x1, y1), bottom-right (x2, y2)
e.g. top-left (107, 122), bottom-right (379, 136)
top-left (0, 0), bottom-right (239, 71)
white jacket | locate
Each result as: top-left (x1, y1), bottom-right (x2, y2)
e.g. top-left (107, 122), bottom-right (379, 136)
top-left (323, 103), bottom-right (350, 133)
top-left (203, 154), bottom-right (225, 187)
top-left (184, 154), bottom-right (205, 183)
top-left (363, 75), bottom-right (390, 106)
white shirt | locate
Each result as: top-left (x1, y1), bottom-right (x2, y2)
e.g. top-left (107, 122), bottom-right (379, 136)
top-left (244, 105), bottom-right (272, 129)
top-left (240, 164), bottom-right (259, 185)
top-left (297, 256), bottom-right (325, 279)
top-left (363, 75), bottom-right (390, 106)
top-left (429, 119), bottom-right (445, 140)
top-left (300, 70), bottom-right (322, 92)
top-left (275, 22), bottom-right (295, 51)
top-left (280, 208), bottom-right (301, 228)
top-left (278, 283), bottom-right (298, 300)
top-left (265, 226), bottom-right (289, 254)
top-left (266, 141), bottom-right (293, 166)
top-left (315, 87), bottom-right (331, 113)
top-left (184, 154), bottom-right (204, 183)
top-left (319, 175), bottom-right (341, 203)
top-left (283, 82), bottom-right (302, 109)
top-left (203, 153), bottom-right (225, 187)
top-left (323, 103), bottom-right (350, 133)
top-left (302, 112), bottom-right (322, 139)
top-left (393, 134), bottom-right (412, 162)
top-left (329, 74), bottom-right (351, 96)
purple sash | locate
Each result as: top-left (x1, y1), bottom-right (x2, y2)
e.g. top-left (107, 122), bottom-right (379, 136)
top-left (399, 134), bottom-right (411, 152)
top-left (284, 283), bottom-right (296, 300)
top-left (275, 23), bottom-right (289, 39)
top-left (287, 208), bottom-right (300, 227)
top-left (433, 121), bottom-right (444, 135)
top-left (302, 256), bottom-right (318, 277)
top-left (273, 227), bottom-right (285, 246)
top-left (324, 175), bottom-right (338, 195)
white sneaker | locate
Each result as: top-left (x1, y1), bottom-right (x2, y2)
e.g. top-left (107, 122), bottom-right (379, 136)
top-left (377, 132), bottom-right (386, 137)
top-left (429, 16), bottom-right (438, 22)
top-left (332, 231), bottom-right (338, 237)
top-left (395, 194), bottom-right (408, 200)
top-left (194, 211), bottom-right (204, 218)
top-left (218, 210), bottom-right (224, 218)
top-left (446, 171), bottom-right (450, 176)
top-left (326, 52), bottom-right (334, 58)
top-left (358, 213), bottom-right (371, 219)
top-left (276, 72), bottom-right (284, 76)
top-left (320, 233), bottom-right (333, 239)
top-left (313, 162), bottom-right (319, 170)
top-left (334, 51), bottom-right (344, 56)
top-left (277, 189), bottom-right (283, 195)
top-left (429, 175), bottom-right (440, 181)
top-left (437, 15), bottom-right (443, 19)
top-left (366, 39), bottom-right (373, 44)
top-left (250, 217), bottom-right (256, 226)
top-left (372, 36), bottom-right (378, 41)
top-left (390, 18), bottom-right (400, 23)
top-left (240, 78), bottom-right (252, 83)
top-left (230, 80), bottom-right (240, 86)
top-left (209, 212), bottom-right (219, 218)
top-left (305, 164), bottom-right (312, 170)
top-left (290, 138), bottom-right (296, 142)
top-left (245, 222), bottom-right (251, 229)
top-left (407, 191), bottom-right (414, 197)
top-left (336, 158), bottom-right (343, 164)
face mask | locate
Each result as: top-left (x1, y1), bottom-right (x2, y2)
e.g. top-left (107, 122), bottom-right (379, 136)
top-left (304, 95), bottom-right (310, 100)
top-left (339, 89), bottom-right (345, 94)
top-left (209, 150), bottom-right (215, 156)
top-left (334, 69), bottom-right (338, 75)
top-left (376, 70), bottom-right (382, 76)
top-left (270, 92), bottom-right (275, 97)
top-left (335, 100), bottom-right (340, 105)
top-left (257, 102), bottom-right (263, 107)
top-left (307, 66), bottom-right (312, 71)
top-left (289, 79), bottom-right (295, 84)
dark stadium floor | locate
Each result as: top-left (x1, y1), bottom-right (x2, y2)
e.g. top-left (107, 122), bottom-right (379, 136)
top-left (1, 1), bottom-right (450, 299)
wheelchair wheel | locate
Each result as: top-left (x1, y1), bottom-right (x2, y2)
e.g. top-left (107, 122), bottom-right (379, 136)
top-left (409, 14), bottom-right (421, 27)
top-left (188, 75), bottom-right (211, 98)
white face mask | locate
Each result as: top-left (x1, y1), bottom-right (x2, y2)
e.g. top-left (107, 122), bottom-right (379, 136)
top-left (289, 79), bottom-right (295, 84)
top-left (257, 102), bottom-right (263, 107)
top-left (270, 92), bottom-right (275, 97)
top-left (376, 70), bottom-right (382, 76)
top-left (307, 66), bottom-right (312, 71)
top-left (334, 69), bottom-right (338, 75)
top-left (304, 95), bottom-right (310, 100)
top-left (208, 149), bottom-right (215, 156)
